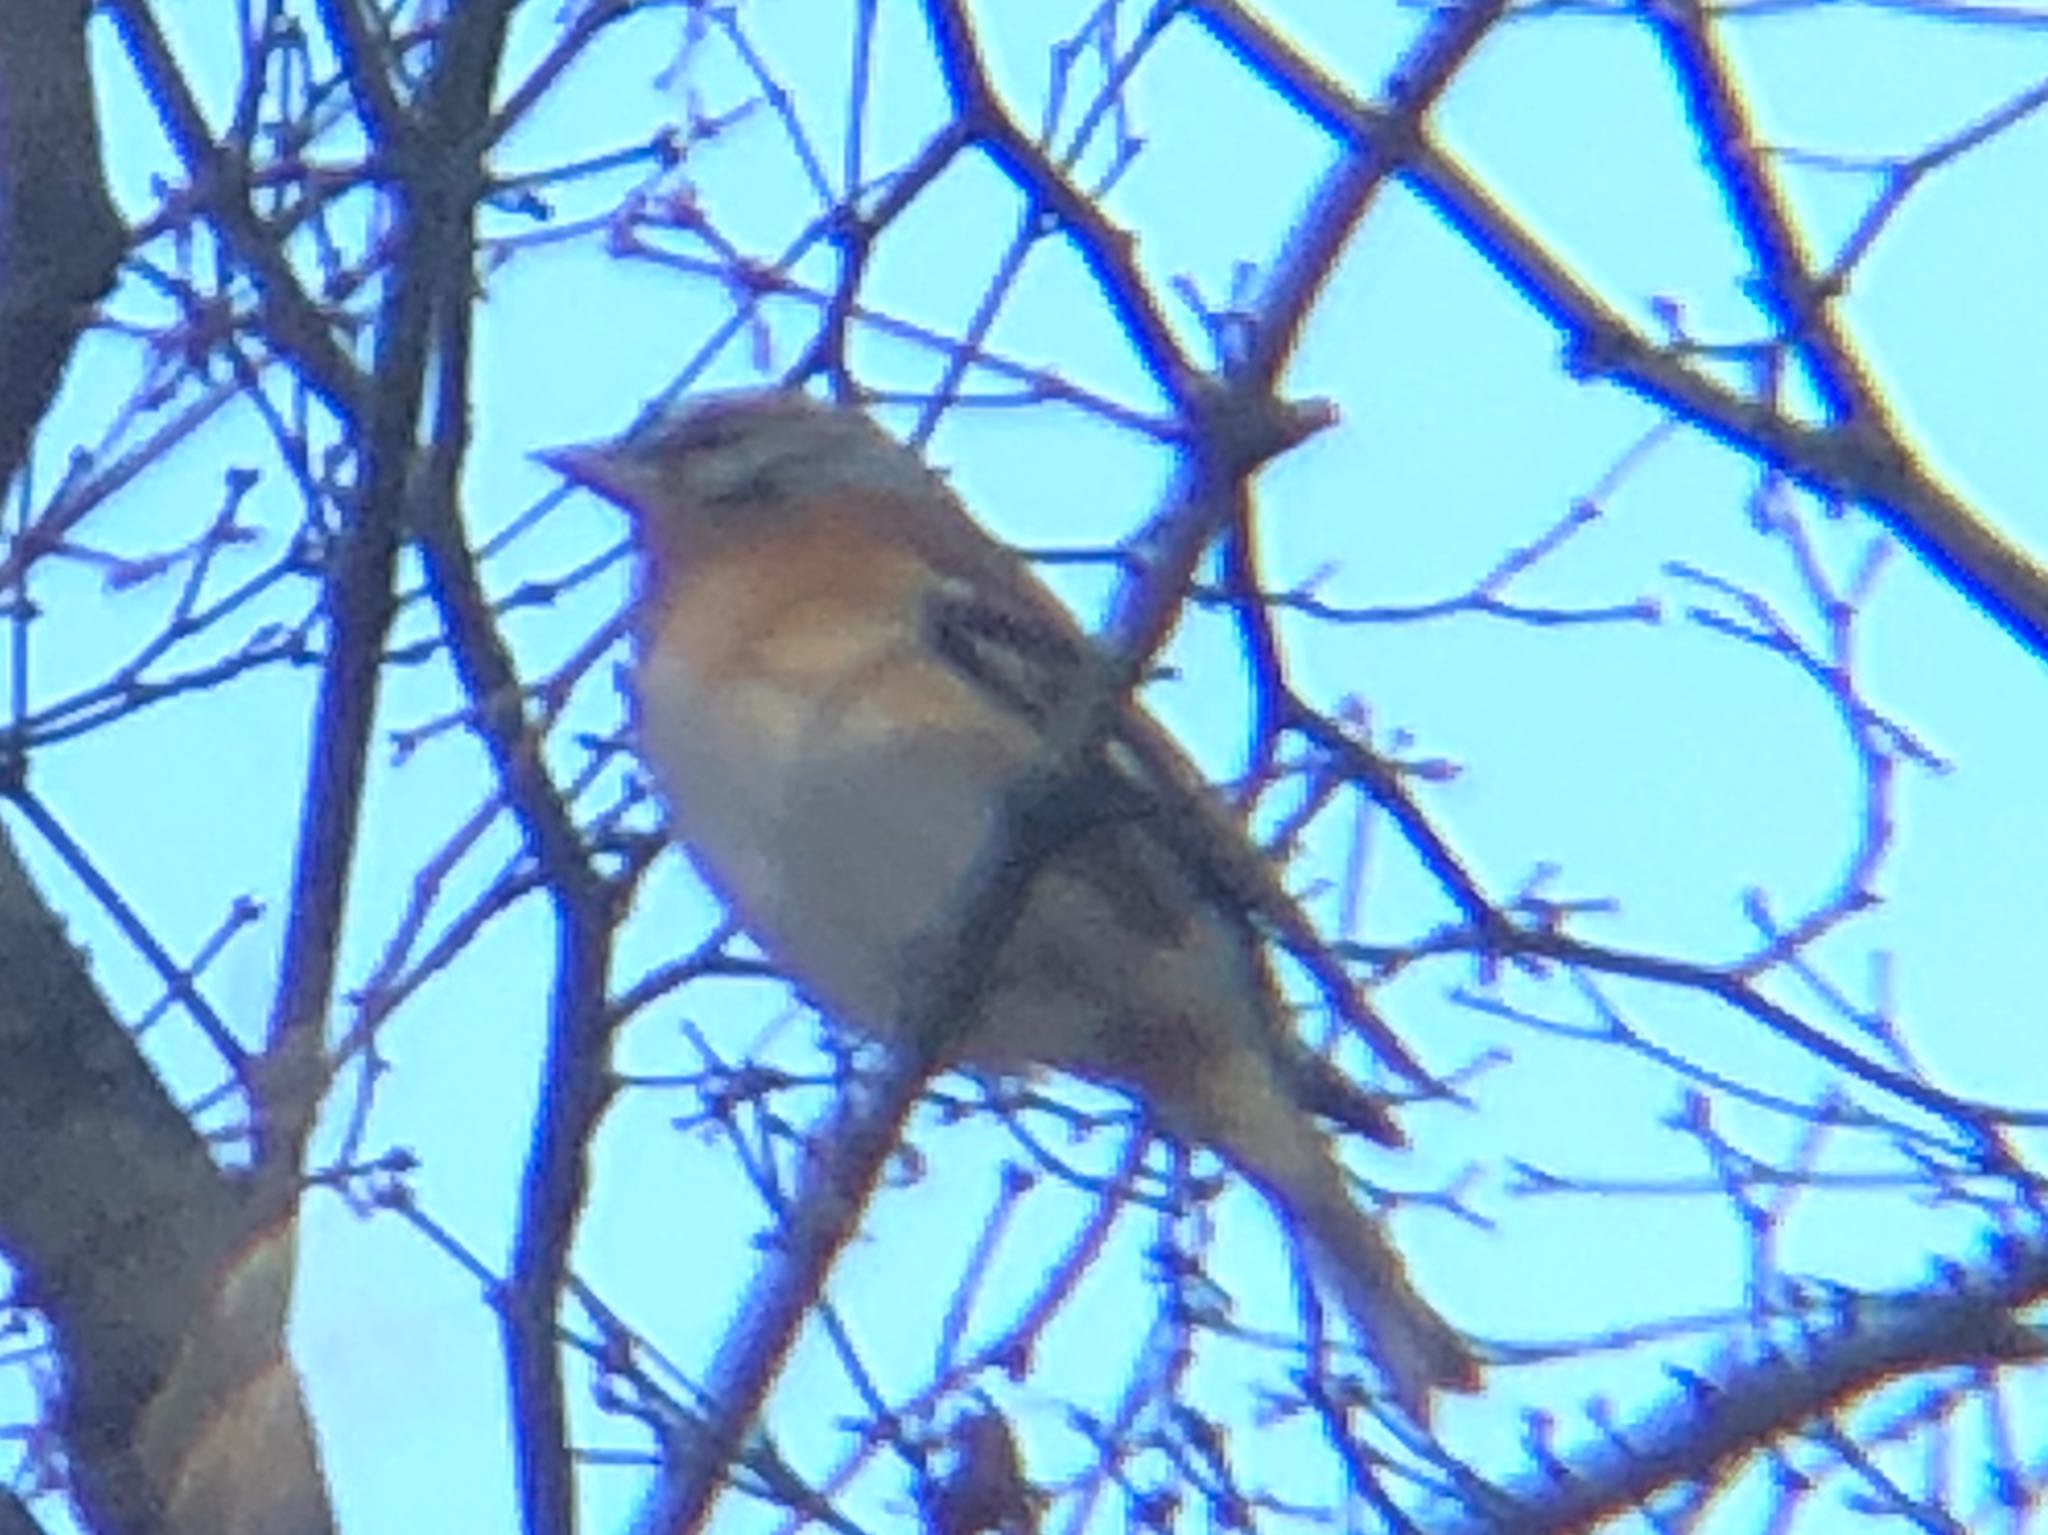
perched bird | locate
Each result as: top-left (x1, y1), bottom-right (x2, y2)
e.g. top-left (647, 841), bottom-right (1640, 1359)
top-left (540, 391), bottom-right (1479, 1418)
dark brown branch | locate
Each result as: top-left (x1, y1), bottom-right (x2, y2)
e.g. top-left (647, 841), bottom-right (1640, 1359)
top-left (919, 0), bottom-right (1199, 408)
top-left (103, 0), bottom-right (367, 423)
top-left (0, 819), bottom-right (332, 1535)
top-left (0, 0), bottom-right (126, 497)
top-left (1432, 1241), bottom-right (2048, 1535)
top-left (1194, 0), bottom-right (2048, 665)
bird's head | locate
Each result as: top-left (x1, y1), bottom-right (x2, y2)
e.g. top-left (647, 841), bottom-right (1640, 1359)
top-left (537, 391), bottom-right (940, 557)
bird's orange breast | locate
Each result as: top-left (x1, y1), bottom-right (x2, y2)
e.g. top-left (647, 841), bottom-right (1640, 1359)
top-left (642, 509), bottom-right (1016, 744)
top-left (629, 502), bottom-right (1043, 1032)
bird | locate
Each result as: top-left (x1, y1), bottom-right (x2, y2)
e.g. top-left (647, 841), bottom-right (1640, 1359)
top-left (539, 390), bottom-right (1480, 1419)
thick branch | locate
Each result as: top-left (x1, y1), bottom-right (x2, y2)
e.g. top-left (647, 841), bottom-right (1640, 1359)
top-left (1434, 1242), bottom-right (2048, 1535)
top-left (0, 817), bottom-right (332, 1535)
top-left (0, 0), bottom-right (126, 495)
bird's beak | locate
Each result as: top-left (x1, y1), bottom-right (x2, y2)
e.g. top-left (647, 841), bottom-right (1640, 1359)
top-left (534, 440), bottom-right (640, 512)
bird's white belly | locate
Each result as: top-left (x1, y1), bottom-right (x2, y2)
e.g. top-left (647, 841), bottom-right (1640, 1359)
top-left (631, 638), bottom-right (1022, 1037)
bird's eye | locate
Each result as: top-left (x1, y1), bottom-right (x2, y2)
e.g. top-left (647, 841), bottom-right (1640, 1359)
top-left (677, 419), bottom-right (748, 455)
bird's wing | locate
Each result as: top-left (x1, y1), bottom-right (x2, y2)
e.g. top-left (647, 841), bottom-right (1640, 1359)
top-left (918, 575), bottom-right (1098, 736)
top-left (919, 573), bottom-right (1409, 1147)
top-left (919, 573), bottom-right (1198, 945)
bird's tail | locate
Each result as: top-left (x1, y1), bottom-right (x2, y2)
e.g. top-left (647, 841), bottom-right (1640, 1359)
top-left (1268, 1152), bottom-right (1480, 1424)
top-left (1196, 1064), bottom-right (1474, 1424)
top-left (1162, 1011), bottom-right (1479, 1422)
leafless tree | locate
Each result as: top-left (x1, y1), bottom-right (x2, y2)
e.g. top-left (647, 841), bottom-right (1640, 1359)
top-left (1, 2), bottom-right (2044, 1533)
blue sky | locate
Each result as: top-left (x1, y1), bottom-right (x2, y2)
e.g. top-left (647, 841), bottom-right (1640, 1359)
top-left (7, 3), bottom-right (2047, 1532)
